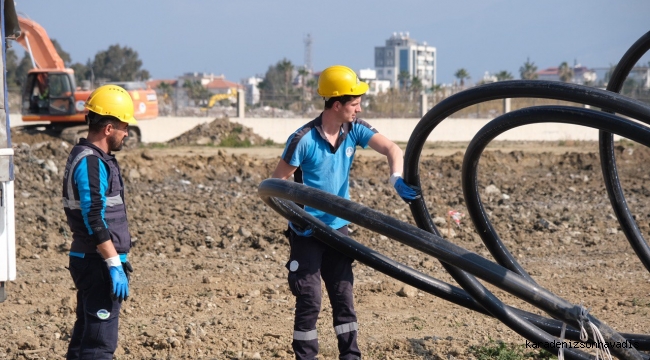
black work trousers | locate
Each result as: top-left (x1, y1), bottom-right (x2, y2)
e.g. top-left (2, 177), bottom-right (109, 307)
top-left (67, 256), bottom-right (122, 360)
top-left (286, 226), bottom-right (361, 360)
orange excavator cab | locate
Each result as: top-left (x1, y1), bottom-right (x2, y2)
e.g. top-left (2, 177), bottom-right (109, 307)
top-left (23, 70), bottom-right (78, 117)
top-left (14, 15), bottom-right (158, 146)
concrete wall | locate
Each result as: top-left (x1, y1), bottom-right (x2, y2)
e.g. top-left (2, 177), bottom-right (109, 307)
top-left (230, 117), bottom-right (616, 144)
top-left (9, 114), bottom-right (619, 144)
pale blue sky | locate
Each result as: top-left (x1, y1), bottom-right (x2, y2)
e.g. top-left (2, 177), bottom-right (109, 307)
top-left (13, 1), bottom-right (650, 85)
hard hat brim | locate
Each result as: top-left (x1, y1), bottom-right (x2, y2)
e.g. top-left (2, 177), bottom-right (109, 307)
top-left (121, 116), bottom-right (138, 125)
top-left (351, 81), bottom-right (369, 96)
top-left (318, 80), bottom-right (369, 98)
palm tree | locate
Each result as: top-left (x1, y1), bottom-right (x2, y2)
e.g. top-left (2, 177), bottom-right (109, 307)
top-left (558, 62), bottom-right (574, 82)
top-left (430, 83), bottom-right (443, 105)
top-left (410, 76), bottom-right (423, 94)
top-left (495, 71), bottom-right (514, 81)
top-left (454, 68), bottom-right (470, 88)
top-left (182, 80), bottom-right (210, 106)
top-left (398, 71), bottom-right (411, 90)
top-left (297, 67), bottom-right (310, 103)
top-left (519, 58), bottom-right (538, 80)
top-left (277, 59), bottom-right (294, 100)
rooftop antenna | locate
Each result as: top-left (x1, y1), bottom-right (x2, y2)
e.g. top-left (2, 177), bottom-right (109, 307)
top-left (304, 33), bottom-right (312, 74)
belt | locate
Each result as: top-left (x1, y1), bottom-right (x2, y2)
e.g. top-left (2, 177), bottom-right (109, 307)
top-left (69, 252), bottom-right (128, 262)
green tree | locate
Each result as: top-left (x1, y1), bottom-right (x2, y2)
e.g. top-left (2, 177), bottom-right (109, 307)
top-left (92, 44), bottom-right (151, 82)
top-left (51, 39), bottom-right (71, 67)
top-left (297, 67), bottom-right (311, 112)
top-left (14, 54), bottom-right (32, 89)
top-left (398, 71), bottom-right (411, 90)
top-left (5, 49), bottom-right (18, 88)
top-left (454, 68), bottom-right (470, 88)
top-left (430, 83), bottom-right (444, 104)
top-left (70, 60), bottom-right (92, 88)
top-left (519, 57), bottom-right (538, 80)
top-left (157, 81), bottom-right (174, 104)
top-left (277, 59), bottom-right (294, 98)
top-left (495, 70), bottom-right (514, 81)
top-left (558, 62), bottom-right (574, 82)
top-left (258, 58), bottom-right (300, 109)
top-left (410, 76), bottom-right (423, 93)
top-left (182, 80), bottom-right (210, 106)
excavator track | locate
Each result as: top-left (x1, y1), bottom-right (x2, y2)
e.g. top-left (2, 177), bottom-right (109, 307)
top-left (59, 125), bottom-right (89, 145)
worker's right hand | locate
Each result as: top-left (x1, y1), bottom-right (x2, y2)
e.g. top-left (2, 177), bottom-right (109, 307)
top-left (390, 174), bottom-right (421, 203)
top-left (108, 265), bottom-right (129, 302)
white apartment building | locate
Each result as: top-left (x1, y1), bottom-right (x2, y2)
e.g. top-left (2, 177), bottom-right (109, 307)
top-left (536, 64), bottom-right (597, 85)
top-left (358, 68), bottom-right (391, 95)
top-left (374, 32), bottom-right (436, 90)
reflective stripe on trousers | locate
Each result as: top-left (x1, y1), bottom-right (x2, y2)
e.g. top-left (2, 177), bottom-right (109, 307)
top-left (334, 322), bottom-right (358, 336)
top-left (293, 329), bottom-right (318, 341)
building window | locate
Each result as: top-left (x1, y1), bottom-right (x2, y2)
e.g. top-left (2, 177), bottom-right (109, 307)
top-left (400, 49), bottom-right (409, 73)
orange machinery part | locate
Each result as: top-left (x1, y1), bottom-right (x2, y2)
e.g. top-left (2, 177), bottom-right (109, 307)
top-left (21, 87), bottom-right (159, 123)
top-left (16, 16), bottom-right (159, 124)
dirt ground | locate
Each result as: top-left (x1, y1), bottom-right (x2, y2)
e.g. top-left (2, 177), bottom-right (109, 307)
top-left (2, 120), bottom-right (650, 360)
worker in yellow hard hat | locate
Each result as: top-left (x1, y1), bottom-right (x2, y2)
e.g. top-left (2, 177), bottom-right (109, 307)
top-left (271, 65), bottom-right (420, 360)
top-left (62, 84), bottom-right (136, 359)
top-left (84, 84), bottom-right (138, 152)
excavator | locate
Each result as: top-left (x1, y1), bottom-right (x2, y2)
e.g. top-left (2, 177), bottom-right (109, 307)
top-left (14, 15), bottom-right (158, 146)
top-left (201, 87), bottom-right (238, 110)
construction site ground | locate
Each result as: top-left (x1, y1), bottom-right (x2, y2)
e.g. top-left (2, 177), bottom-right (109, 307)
top-left (2, 119), bottom-right (650, 360)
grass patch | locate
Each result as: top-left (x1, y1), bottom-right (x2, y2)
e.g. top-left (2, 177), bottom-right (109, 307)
top-left (219, 134), bottom-right (252, 147)
top-left (145, 142), bottom-right (168, 149)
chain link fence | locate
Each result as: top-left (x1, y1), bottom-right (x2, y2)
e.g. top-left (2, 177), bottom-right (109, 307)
top-left (7, 84), bottom-right (650, 120)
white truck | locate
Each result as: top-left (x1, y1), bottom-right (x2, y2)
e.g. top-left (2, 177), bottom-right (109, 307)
top-left (0, 0), bottom-right (19, 303)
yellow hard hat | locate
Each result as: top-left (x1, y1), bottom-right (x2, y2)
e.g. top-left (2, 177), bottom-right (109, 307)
top-left (317, 65), bottom-right (369, 99)
top-left (84, 84), bottom-right (137, 125)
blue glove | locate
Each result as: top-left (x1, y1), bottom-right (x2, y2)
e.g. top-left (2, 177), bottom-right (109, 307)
top-left (288, 221), bottom-right (314, 237)
top-left (393, 176), bottom-right (421, 202)
top-left (109, 265), bottom-right (129, 302)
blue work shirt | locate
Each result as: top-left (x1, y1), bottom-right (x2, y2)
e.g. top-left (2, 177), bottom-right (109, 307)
top-left (281, 114), bottom-right (377, 229)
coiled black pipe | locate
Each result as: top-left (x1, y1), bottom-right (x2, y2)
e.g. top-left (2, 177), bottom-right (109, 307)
top-left (600, 31), bottom-right (650, 273)
top-left (462, 105), bottom-right (650, 286)
top-left (402, 81), bottom-right (650, 360)
top-left (258, 178), bottom-right (648, 359)
top-left (260, 31), bottom-right (650, 360)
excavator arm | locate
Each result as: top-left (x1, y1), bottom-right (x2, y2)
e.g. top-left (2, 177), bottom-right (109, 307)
top-left (204, 88), bottom-right (238, 109)
top-left (15, 15), bottom-right (65, 69)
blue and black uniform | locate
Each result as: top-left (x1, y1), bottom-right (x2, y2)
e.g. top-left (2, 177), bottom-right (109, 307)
top-left (281, 114), bottom-right (377, 360)
top-left (62, 138), bottom-right (131, 360)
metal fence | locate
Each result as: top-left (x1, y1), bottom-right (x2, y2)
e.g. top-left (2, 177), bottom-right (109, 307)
top-left (7, 84), bottom-right (650, 120)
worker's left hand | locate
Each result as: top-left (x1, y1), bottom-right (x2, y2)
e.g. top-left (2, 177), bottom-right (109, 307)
top-left (109, 265), bottom-right (129, 302)
top-left (288, 221), bottom-right (314, 237)
top-left (391, 174), bottom-right (421, 202)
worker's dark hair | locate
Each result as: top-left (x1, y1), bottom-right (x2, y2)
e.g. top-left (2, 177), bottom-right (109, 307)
top-left (324, 94), bottom-right (360, 109)
top-left (87, 111), bottom-right (121, 133)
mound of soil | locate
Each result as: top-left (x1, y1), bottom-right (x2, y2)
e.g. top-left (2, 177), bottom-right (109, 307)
top-left (167, 117), bottom-right (271, 147)
top-left (2, 128), bottom-right (650, 359)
